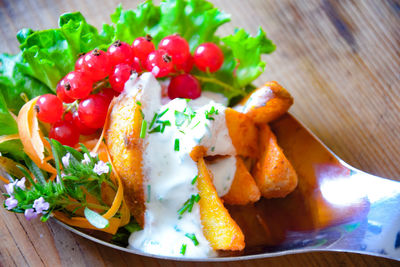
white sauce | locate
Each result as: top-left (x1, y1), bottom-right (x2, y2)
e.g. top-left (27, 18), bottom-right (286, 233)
top-left (234, 85), bottom-right (274, 113)
top-left (207, 156), bottom-right (237, 197)
top-left (126, 73), bottom-right (236, 257)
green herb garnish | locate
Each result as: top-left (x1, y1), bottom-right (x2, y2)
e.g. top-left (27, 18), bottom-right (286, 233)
top-left (185, 233), bottom-right (199, 246)
top-left (140, 120), bottom-right (147, 138)
top-left (174, 139), bottom-right (180, 151)
top-left (180, 244), bottom-right (187, 255)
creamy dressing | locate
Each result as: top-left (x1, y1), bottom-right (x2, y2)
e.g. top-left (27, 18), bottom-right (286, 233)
top-left (206, 156), bottom-right (237, 197)
top-left (234, 85), bottom-right (274, 113)
top-left (125, 73), bottom-right (236, 257)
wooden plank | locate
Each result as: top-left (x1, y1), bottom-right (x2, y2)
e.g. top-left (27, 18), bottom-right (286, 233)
top-left (0, 0), bottom-right (399, 266)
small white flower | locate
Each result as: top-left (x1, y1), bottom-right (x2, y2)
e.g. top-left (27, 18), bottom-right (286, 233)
top-left (33, 197), bottom-right (50, 214)
top-left (93, 161), bottom-right (110, 175)
top-left (89, 152), bottom-right (98, 158)
top-left (4, 182), bottom-right (14, 195)
top-left (62, 153), bottom-right (71, 168)
top-left (81, 153), bottom-right (91, 165)
top-left (56, 173), bottom-right (66, 184)
top-left (5, 196), bottom-right (18, 210)
top-left (15, 177), bottom-right (26, 190)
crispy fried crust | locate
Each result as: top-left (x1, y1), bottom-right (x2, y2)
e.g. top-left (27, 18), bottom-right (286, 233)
top-left (222, 157), bottom-right (261, 205)
top-left (225, 108), bottom-right (259, 158)
top-left (197, 158), bottom-right (245, 251)
top-left (240, 81), bottom-right (293, 124)
top-left (252, 124), bottom-right (298, 198)
top-left (106, 95), bottom-right (145, 227)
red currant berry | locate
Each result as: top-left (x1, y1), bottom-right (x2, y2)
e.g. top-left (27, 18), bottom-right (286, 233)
top-left (56, 79), bottom-right (75, 103)
top-left (49, 120), bottom-right (80, 147)
top-left (71, 110), bottom-right (98, 135)
top-left (146, 50), bottom-right (173, 78)
top-left (75, 53), bottom-right (85, 71)
top-left (35, 94), bottom-right (64, 123)
top-left (63, 71), bottom-right (94, 99)
top-left (193, 43), bottom-right (224, 72)
top-left (158, 34), bottom-right (190, 65)
top-left (174, 54), bottom-right (194, 73)
top-left (168, 74), bottom-right (201, 100)
top-left (75, 49), bottom-right (112, 81)
top-left (109, 63), bottom-right (134, 93)
top-left (132, 35), bottom-right (155, 66)
top-left (78, 94), bottom-right (109, 129)
top-left (98, 88), bottom-right (119, 104)
top-left (107, 40), bottom-right (134, 66)
top-left (132, 57), bottom-right (143, 73)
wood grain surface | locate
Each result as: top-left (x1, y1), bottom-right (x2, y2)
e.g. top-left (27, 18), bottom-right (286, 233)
top-left (0, 0), bottom-right (399, 266)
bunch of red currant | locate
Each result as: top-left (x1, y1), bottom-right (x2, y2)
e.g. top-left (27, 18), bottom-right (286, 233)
top-left (35, 34), bottom-right (224, 147)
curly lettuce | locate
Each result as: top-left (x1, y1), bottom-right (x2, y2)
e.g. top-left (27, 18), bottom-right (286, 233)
top-left (0, 0), bottom-right (275, 121)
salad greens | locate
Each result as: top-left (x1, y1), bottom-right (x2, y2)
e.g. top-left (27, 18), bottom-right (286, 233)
top-left (0, 0), bottom-right (275, 230)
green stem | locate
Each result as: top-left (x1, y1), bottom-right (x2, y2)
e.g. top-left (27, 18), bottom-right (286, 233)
top-left (58, 200), bottom-right (110, 211)
top-left (193, 75), bottom-right (244, 95)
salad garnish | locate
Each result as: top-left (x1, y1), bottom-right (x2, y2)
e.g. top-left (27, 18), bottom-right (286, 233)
top-left (0, 0), bottom-right (277, 247)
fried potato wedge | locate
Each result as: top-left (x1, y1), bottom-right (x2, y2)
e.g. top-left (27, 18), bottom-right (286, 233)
top-left (197, 158), bottom-right (245, 251)
top-left (238, 81), bottom-right (293, 124)
top-left (106, 94), bottom-right (145, 227)
top-left (225, 108), bottom-right (259, 158)
top-left (252, 124), bottom-right (298, 198)
top-left (222, 157), bottom-right (261, 205)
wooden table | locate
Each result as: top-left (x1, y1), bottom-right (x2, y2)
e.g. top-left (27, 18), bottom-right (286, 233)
top-left (0, 0), bottom-right (399, 266)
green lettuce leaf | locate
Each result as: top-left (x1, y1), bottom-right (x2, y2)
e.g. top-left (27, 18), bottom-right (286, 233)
top-left (19, 12), bottom-right (114, 90)
top-left (111, 0), bottom-right (230, 50)
top-left (0, 92), bottom-right (24, 160)
top-left (0, 53), bottom-right (51, 113)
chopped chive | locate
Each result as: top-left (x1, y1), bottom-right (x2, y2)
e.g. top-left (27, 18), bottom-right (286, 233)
top-left (178, 198), bottom-right (191, 215)
top-left (194, 194), bottom-right (200, 203)
top-left (185, 233), bottom-right (199, 246)
top-left (191, 121), bottom-right (200, 129)
top-left (140, 120), bottom-right (147, 139)
top-left (187, 195), bottom-right (196, 212)
top-left (158, 108), bottom-right (169, 118)
top-left (147, 185), bottom-right (151, 203)
top-left (205, 106), bottom-right (218, 120)
top-left (210, 146), bottom-right (215, 152)
top-left (149, 112), bottom-right (158, 129)
top-left (174, 139), bottom-right (180, 151)
top-left (191, 175), bottom-right (198, 185)
top-left (139, 109), bottom-right (145, 119)
top-left (180, 244), bottom-right (187, 255)
top-left (136, 100), bottom-right (142, 106)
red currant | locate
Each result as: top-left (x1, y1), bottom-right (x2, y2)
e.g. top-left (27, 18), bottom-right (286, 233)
top-left (132, 35), bottom-right (155, 66)
top-left (168, 74), bottom-right (201, 100)
top-left (107, 40), bottom-right (134, 66)
top-left (78, 94), bottom-right (109, 129)
top-left (193, 43), bottom-right (224, 72)
top-left (98, 88), bottom-right (119, 104)
top-left (109, 63), bottom-right (134, 93)
top-left (132, 57), bottom-right (143, 73)
top-left (75, 49), bottom-right (112, 81)
top-left (35, 94), bottom-right (64, 123)
top-left (56, 79), bottom-right (75, 103)
top-left (63, 71), bottom-right (94, 99)
top-left (158, 34), bottom-right (190, 65)
top-left (49, 120), bottom-right (80, 147)
top-left (71, 110), bottom-right (98, 135)
top-left (174, 54), bottom-right (194, 73)
top-left (146, 50), bottom-right (173, 77)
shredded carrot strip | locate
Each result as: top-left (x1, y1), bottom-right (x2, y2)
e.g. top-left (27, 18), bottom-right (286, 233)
top-left (102, 142), bottom-right (124, 220)
top-left (53, 211), bottom-right (121, 235)
top-left (0, 134), bottom-right (20, 144)
top-left (92, 98), bottom-right (116, 154)
top-left (17, 97), bottom-right (56, 174)
top-left (49, 173), bottom-right (57, 181)
top-left (0, 175), bottom-right (9, 184)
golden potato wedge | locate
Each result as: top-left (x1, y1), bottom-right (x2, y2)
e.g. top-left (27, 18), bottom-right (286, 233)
top-left (252, 124), bottom-right (298, 198)
top-left (222, 157), bottom-right (261, 205)
top-left (225, 108), bottom-right (259, 158)
top-left (197, 158), bottom-right (245, 251)
top-left (106, 94), bottom-right (145, 227)
top-left (238, 81), bottom-right (293, 124)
